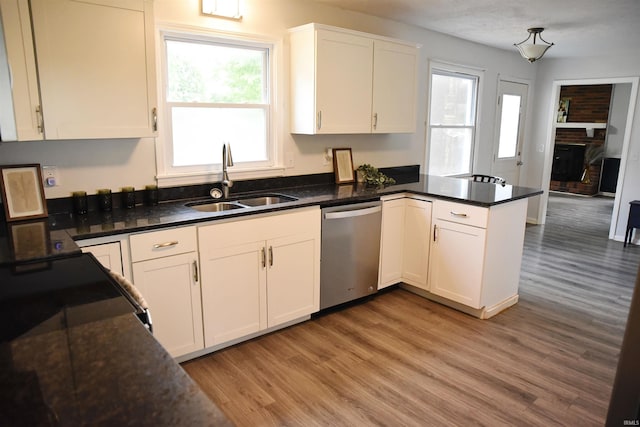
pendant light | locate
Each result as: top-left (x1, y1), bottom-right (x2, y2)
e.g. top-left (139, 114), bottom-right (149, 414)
top-left (514, 27), bottom-right (554, 63)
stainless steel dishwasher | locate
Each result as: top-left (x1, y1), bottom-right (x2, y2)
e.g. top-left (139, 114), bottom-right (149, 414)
top-left (320, 200), bottom-right (382, 309)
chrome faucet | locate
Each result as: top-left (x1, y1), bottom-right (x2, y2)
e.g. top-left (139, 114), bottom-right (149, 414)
top-left (222, 143), bottom-right (234, 198)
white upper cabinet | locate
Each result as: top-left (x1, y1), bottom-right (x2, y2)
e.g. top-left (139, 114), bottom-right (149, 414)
top-left (314, 29), bottom-right (373, 133)
top-left (0, 0), bottom-right (42, 141)
top-left (289, 23), bottom-right (418, 135)
top-left (0, 0), bottom-right (157, 141)
top-left (372, 40), bottom-right (418, 133)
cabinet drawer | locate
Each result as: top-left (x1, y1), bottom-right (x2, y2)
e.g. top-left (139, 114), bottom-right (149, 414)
top-left (130, 227), bottom-right (197, 262)
top-left (433, 200), bottom-right (488, 229)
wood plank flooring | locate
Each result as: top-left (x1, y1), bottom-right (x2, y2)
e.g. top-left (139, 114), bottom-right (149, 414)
top-left (182, 194), bottom-right (640, 426)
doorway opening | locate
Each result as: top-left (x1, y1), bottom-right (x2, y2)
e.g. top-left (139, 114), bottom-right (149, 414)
top-left (538, 77), bottom-right (640, 242)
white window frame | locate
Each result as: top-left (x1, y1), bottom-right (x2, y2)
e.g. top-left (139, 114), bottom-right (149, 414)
top-left (425, 61), bottom-right (484, 177)
top-left (155, 26), bottom-right (283, 187)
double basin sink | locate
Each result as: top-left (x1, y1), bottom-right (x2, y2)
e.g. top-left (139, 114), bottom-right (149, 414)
top-left (186, 194), bottom-right (298, 212)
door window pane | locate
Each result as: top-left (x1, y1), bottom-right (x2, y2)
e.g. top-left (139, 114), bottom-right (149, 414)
top-left (497, 94), bottom-right (521, 158)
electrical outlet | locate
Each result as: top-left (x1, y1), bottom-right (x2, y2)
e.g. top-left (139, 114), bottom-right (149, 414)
top-left (42, 166), bottom-right (60, 187)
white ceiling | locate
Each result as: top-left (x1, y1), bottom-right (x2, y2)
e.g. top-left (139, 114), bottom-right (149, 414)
top-left (309, 0), bottom-right (640, 60)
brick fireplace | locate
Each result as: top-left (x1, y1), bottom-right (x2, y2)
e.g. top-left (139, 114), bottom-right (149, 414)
top-left (549, 84), bottom-right (612, 195)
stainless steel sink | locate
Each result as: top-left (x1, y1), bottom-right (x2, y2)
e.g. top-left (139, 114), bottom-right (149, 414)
top-left (186, 193), bottom-right (297, 212)
top-left (186, 201), bottom-right (245, 212)
top-left (235, 194), bottom-right (298, 206)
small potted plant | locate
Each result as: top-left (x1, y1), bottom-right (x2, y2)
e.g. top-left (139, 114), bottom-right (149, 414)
top-left (356, 164), bottom-right (396, 186)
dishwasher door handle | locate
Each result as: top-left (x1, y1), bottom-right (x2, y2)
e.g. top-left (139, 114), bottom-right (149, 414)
top-left (324, 205), bottom-right (382, 220)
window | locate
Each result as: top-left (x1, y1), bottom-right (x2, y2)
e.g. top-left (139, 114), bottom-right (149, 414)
top-left (158, 31), bottom-right (276, 184)
top-left (497, 94), bottom-right (521, 158)
top-left (427, 65), bottom-right (480, 176)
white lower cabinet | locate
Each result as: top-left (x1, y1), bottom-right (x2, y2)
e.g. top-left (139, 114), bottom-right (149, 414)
top-left (81, 241), bottom-right (123, 276)
top-left (429, 219), bottom-right (486, 308)
top-left (378, 196), bottom-right (431, 290)
top-left (130, 227), bottom-right (204, 358)
top-left (198, 208), bottom-right (321, 347)
top-left (402, 198), bottom-right (432, 289)
top-left (428, 199), bottom-right (528, 317)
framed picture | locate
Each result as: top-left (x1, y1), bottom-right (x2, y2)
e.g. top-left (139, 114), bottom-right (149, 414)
top-left (0, 164), bottom-right (48, 222)
top-left (332, 148), bottom-right (355, 184)
top-left (557, 97), bottom-right (570, 123)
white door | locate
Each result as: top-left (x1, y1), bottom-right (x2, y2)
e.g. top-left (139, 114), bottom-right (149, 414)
top-left (81, 242), bottom-right (122, 276)
top-left (132, 252), bottom-right (203, 357)
top-left (429, 220), bottom-right (486, 309)
top-left (372, 40), bottom-right (418, 133)
top-left (402, 199), bottom-right (431, 290)
top-left (266, 233), bottom-right (318, 327)
top-left (378, 198), bottom-right (406, 288)
top-left (316, 29), bottom-right (373, 133)
top-left (492, 80), bottom-right (528, 185)
top-left (200, 241), bottom-right (266, 347)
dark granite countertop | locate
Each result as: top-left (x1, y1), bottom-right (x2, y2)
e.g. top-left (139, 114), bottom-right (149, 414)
top-left (0, 254), bottom-right (232, 426)
top-left (1, 172), bottom-right (542, 266)
top-left (53, 174), bottom-right (543, 240)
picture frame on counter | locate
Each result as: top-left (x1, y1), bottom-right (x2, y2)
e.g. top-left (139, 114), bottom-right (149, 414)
top-left (333, 148), bottom-right (355, 184)
top-left (0, 164), bottom-right (48, 222)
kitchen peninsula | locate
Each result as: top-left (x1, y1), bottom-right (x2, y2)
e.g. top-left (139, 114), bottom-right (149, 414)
top-left (1, 171), bottom-right (540, 424)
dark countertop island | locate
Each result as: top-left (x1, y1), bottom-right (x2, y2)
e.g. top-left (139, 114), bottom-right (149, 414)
top-left (0, 254), bottom-right (232, 426)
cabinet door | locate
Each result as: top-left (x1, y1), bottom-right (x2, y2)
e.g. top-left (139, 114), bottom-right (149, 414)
top-left (378, 198), bottom-right (406, 288)
top-left (372, 40), bottom-right (418, 133)
top-left (132, 252), bottom-right (204, 358)
top-left (429, 219), bottom-right (486, 308)
top-left (402, 199), bottom-right (431, 290)
top-left (81, 242), bottom-right (123, 276)
top-left (266, 232), bottom-right (319, 327)
top-left (30, 0), bottom-right (156, 139)
top-left (200, 241), bottom-right (266, 347)
top-left (316, 29), bottom-right (373, 133)
top-left (0, 0), bottom-right (42, 141)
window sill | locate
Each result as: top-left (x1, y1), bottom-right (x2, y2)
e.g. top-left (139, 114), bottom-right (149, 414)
top-left (156, 167), bottom-right (287, 188)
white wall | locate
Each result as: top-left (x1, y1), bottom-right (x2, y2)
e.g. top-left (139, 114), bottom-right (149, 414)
top-left (522, 53), bottom-right (640, 239)
top-left (607, 83), bottom-right (632, 157)
top-left (0, 0), bottom-right (536, 199)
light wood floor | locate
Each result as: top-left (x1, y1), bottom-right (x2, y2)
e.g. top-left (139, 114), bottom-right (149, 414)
top-left (182, 194), bottom-right (640, 426)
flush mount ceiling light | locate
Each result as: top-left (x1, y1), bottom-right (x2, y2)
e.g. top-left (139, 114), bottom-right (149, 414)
top-left (201, 0), bottom-right (242, 20)
top-left (514, 27), bottom-right (554, 63)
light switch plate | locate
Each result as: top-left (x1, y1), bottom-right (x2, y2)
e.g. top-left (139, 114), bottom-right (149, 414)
top-left (42, 166), bottom-right (60, 187)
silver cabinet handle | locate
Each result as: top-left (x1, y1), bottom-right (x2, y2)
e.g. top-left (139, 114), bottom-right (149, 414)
top-left (449, 211), bottom-right (468, 218)
top-left (373, 112), bottom-right (378, 130)
top-left (152, 107), bottom-right (158, 132)
top-left (36, 105), bottom-right (44, 134)
top-left (261, 247), bottom-right (266, 268)
top-left (317, 111), bottom-right (322, 130)
top-left (153, 241), bottom-right (178, 249)
top-left (193, 260), bottom-right (199, 283)
top-left (269, 246), bottom-right (273, 267)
